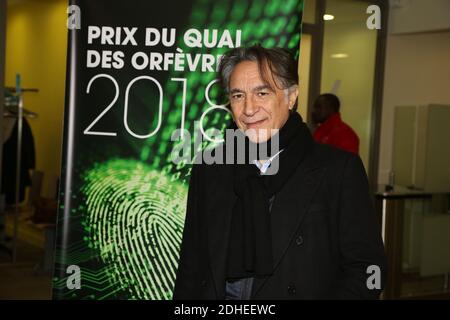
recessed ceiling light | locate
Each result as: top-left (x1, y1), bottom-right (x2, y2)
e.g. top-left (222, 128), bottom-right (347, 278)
top-left (331, 53), bottom-right (349, 59)
top-left (323, 14), bottom-right (335, 21)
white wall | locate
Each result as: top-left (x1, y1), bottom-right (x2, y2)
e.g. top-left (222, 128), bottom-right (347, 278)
top-left (389, 0), bottom-right (450, 34)
top-left (378, 28), bottom-right (450, 184)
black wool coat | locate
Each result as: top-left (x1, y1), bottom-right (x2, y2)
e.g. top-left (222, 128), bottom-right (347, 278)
top-left (173, 136), bottom-right (387, 300)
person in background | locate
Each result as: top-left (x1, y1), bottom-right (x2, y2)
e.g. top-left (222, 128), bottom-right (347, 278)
top-left (311, 93), bottom-right (359, 155)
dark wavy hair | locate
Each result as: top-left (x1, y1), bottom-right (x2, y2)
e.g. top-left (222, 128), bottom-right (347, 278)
top-left (218, 44), bottom-right (299, 111)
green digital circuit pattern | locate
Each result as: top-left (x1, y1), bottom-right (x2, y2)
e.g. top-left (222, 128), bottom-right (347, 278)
top-left (54, 0), bottom-right (303, 300)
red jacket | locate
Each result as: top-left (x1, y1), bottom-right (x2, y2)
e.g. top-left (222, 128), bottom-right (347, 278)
top-left (313, 113), bottom-right (359, 154)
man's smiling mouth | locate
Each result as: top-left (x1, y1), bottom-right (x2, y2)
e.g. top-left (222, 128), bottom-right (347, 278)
top-left (244, 118), bottom-right (267, 129)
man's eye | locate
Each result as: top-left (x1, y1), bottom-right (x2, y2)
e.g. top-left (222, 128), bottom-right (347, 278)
top-left (257, 92), bottom-right (269, 97)
top-left (231, 94), bottom-right (243, 100)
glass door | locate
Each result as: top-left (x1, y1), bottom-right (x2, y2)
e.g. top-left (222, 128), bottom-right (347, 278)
top-left (320, 0), bottom-right (379, 171)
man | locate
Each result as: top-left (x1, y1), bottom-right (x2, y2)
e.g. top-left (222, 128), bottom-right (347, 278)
top-left (312, 93), bottom-right (359, 155)
top-left (173, 45), bottom-right (386, 300)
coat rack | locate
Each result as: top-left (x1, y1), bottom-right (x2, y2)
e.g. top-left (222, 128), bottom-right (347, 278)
top-left (0, 74), bottom-right (38, 264)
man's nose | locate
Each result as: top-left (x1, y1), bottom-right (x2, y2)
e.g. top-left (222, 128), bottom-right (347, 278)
top-left (243, 95), bottom-right (258, 116)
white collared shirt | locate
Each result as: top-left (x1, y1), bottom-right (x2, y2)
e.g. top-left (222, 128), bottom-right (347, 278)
top-left (252, 149), bottom-right (284, 174)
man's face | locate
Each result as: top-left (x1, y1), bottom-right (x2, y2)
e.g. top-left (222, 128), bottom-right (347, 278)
top-left (311, 98), bottom-right (331, 125)
top-left (228, 60), bottom-right (297, 143)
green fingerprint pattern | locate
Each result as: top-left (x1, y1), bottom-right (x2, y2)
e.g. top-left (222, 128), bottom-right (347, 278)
top-left (83, 159), bottom-right (187, 299)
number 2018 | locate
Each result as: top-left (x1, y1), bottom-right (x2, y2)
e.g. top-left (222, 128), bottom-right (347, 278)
top-left (83, 74), bottom-right (231, 142)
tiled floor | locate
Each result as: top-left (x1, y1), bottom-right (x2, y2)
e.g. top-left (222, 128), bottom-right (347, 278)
top-left (0, 261), bottom-right (52, 300)
top-left (0, 209), bottom-right (52, 300)
top-left (401, 270), bottom-right (450, 299)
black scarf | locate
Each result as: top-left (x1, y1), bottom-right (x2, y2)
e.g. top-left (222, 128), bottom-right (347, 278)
top-left (226, 112), bottom-right (314, 279)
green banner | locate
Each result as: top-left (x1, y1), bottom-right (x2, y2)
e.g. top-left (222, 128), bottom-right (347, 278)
top-left (54, 0), bottom-right (304, 300)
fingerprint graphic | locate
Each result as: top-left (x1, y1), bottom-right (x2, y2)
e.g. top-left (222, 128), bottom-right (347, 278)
top-left (82, 159), bottom-right (188, 300)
